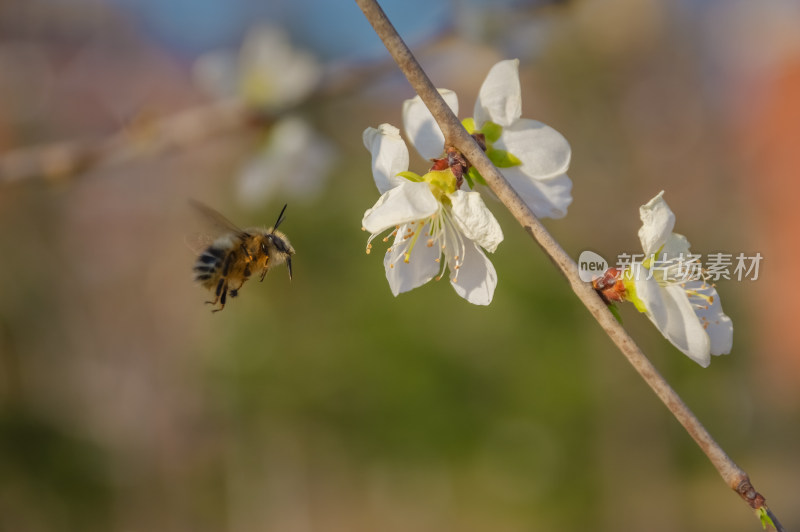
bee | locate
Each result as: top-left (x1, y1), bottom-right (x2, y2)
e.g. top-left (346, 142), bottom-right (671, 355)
top-left (191, 201), bottom-right (295, 312)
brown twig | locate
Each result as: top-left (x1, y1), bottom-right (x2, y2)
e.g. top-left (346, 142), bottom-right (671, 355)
top-left (354, 0), bottom-right (783, 529)
top-left (0, 28), bottom-right (458, 185)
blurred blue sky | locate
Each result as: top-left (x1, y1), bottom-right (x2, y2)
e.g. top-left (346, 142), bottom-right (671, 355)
top-left (107, 0), bottom-right (459, 58)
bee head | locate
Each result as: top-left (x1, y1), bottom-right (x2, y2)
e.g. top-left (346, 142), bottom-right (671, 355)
top-left (268, 234), bottom-right (294, 279)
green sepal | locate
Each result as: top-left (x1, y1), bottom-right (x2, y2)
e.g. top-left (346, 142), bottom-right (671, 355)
top-left (757, 508), bottom-right (776, 530)
top-left (463, 169), bottom-right (475, 189)
top-left (461, 117), bottom-right (477, 134)
top-left (622, 274), bottom-right (648, 314)
top-left (487, 148), bottom-right (522, 168)
top-left (481, 121), bottom-right (503, 143)
top-left (466, 166), bottom-right (487, 186)
top-left (608, 303), bottom-right (623, 324)
top-left (397, 171), bottom-right (423, 182)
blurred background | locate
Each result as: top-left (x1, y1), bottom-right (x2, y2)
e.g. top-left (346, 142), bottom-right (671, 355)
top-left (0, 0), bottom-right (798, 530)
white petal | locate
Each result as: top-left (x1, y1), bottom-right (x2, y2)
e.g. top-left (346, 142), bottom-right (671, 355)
top-left (635, 267), bottom-right (711, 367)
top-left (382, 222), bottom-right (441, 295)
top-left (659, 233), bottom-right (691, 259)
top-left (447, 239), bottom-right (498, 305)
top-left (402, 90), bottom-right (459, 160)
top-left (687, 282), bottom-right (733, 357)
top-left (362, 181), bottom-right (438, 234)
top-left (474, 59), bottom-right (522, 128)
top-left (499, 167), bottom-right (572, 219)
top-left (631, 264), bottom-right (668, 326)
top-left (237, 117), bottom-right (334, 206)
top-left (239, 26), bottom-right (321, 108)
top-left (638, 191), bottom-right (675, 256)
top-left (449, 190), bottom-right (504, 252)
top-left (193, 50), bottom-right (239, 100)
top-left (495, 119), bottom-right (571, 180)
top-left (363, 124), bottom-right (409, 194)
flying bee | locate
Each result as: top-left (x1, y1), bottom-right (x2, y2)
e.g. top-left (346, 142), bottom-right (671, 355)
top-left (191, 201), bottom-right (295, 312)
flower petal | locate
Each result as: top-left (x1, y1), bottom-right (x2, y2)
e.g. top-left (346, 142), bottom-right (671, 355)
top-left (402, 90), bottom-right (459, 160)
top-left (635, 268), bottom-right (711, 367)
top-left (449, 190), bottom-right (504, 252)
top-left (638, 191), bottom-right (675, 257)
top-left (447, 239), bottom-right (498, 305)
top-left (659, 233), bottom-right (691, 259)
top-left (383, 222), bottom-right (441, 295)
top-left (239, 26), bottom-right (321, 108)
top-left (687, 282), bottom-right (733, 357)
top-left (494, 119), bottom-right (571, 180)
top-left (474, 59), bottom-right (522, 128)
top-left (362, 181), bottom-right (438, 234)
top-left (363, 124), bottom-right (410, 194)
top-left (237, 117), bottom-right (334, 206)
top-left (498, 167), bottom-right (572, 219)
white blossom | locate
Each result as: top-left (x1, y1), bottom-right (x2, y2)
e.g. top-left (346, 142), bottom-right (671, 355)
top-left (402, 59), bottom-right (572, 219)
top-left (362, 124), bottom-right (503, 305)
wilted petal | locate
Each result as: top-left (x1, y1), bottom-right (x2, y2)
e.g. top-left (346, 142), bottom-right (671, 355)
top-left (402, 90), bottom-right (459, 160)
top-left (494, 119), bottom-right (571, 180)
top-left (446, 239), bottom-right (498, 305)
top-left (449, 190), bottom-right (504, 252)
top-left (638, 191), bottom-right (675, 257)
top-left (499, 167), bottom-right (572, 219)
top-left (383, 222), bottom-right (441, 295)
top-left (364, 124), bottom-right (409, 194)
top-left (474, 59), bottom-right (522, 128)
top-left (362, 181), bottom-right (438, 234)
top-left (688, 282), bottom-right (733, 356)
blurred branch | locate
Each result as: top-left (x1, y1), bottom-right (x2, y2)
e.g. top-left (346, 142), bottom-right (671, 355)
top-left (0, 35), bottom-right (450, 185)
top-left (0, 99), bottom-right (262, 185)
top-left (354, 0), bottom-right (784, 530)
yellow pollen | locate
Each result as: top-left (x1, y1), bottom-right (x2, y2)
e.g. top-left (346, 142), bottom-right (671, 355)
top-left (427, 239), bottom-right (434, 247)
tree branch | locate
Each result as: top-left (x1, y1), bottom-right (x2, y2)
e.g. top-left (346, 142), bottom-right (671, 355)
top-left (354, 0), bottom-right (783, 529)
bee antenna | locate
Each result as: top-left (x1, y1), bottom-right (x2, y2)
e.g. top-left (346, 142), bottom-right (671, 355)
top-left (272, 204), bottom-right (288, 232)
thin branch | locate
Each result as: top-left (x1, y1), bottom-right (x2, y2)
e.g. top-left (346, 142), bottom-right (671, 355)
top-left (354, 0), bottom-right (783, 529)
top-left (0, 28), bottom-right (457, 185)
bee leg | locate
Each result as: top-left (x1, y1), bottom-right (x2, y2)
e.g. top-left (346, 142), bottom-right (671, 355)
top-left (259, 261), bottom-right (270, 282)
top-left (205, 278), bottom-right (224, 305)
top-left (212, 282), bottom-right (228, 312)
top-left (229, 277), bottom-right (249, 298)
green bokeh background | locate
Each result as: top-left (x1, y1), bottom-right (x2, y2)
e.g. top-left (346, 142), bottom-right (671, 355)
top-left (1, 1), bottom-right (798, 531)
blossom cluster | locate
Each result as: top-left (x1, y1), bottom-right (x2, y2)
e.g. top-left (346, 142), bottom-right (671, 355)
top-left (359, 59), bottom-right (735, 367)
top-left (362, 59), bottom-right (571, 305)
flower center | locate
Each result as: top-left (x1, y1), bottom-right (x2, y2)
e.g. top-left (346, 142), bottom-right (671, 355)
top-left (422, 169), bottom-right (457, 203)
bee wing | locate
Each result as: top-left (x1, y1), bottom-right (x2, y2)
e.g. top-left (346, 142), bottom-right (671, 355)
top-left (184, 231), bottom-right (217, 255)
top-left (189, 200), bottom-right (249, 237)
